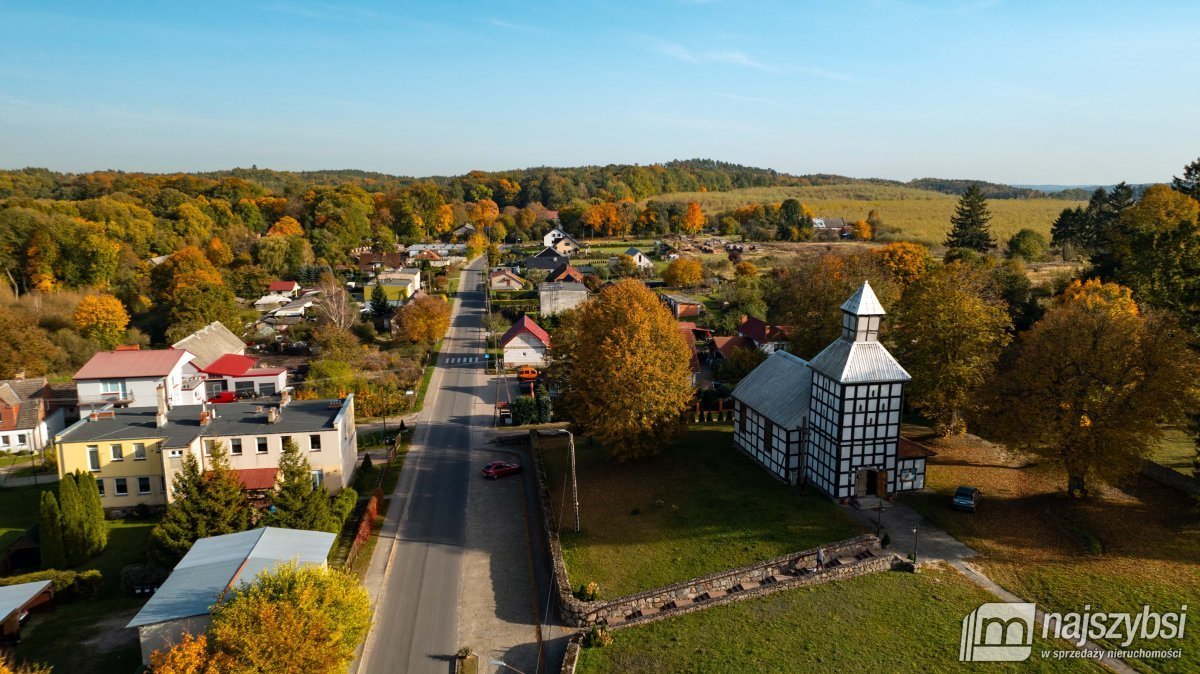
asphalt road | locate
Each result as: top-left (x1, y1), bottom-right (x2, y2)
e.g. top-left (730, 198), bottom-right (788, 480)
top-left (359, 258), bottom-right (489, 674)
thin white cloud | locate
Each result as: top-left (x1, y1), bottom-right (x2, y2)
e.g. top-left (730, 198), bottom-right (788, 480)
top-left (487, 18), bottom-right (541, 32)
top-left (713, 92), bottom-right (778, 105)
top-left (641, 36), bottom-right (780, 73)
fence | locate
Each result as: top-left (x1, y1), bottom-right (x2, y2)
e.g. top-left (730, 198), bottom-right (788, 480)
top-left (343, 489), bottom-right (382, 571)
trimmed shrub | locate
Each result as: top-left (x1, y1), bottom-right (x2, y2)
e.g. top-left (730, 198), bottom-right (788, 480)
top-left (0, 569), bottom-right (104, 602)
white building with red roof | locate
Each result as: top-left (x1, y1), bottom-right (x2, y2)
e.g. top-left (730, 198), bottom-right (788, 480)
top-left (198, 354), bottom-right (287, 399)
top-left (267, 280), bottom-right (301, 298)
top-left (74, 348), bottom-right (204, 409)
top-left (500, 316), bottom-right (550, 367)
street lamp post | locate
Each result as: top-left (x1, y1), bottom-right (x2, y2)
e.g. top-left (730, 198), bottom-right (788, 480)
top-left (912, 523), bottom-right (920, 566)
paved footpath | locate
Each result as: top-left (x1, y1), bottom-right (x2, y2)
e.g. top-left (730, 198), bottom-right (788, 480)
top-left (844, 500), bottom-right (1134, 673)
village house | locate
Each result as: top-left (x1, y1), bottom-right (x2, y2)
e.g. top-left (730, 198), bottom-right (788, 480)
top-left (53, 392), bottom-right (358, 514)
top-left (622, 247), bottom-right (655, 270)
top-left (661, 292), bottom-right (704, 319)
top-left (451, 223), bottom-right (477, 240)
top-left (539, 282), bottom-right (589, 316)
top-left (375, 268), bottom-right (423, 306)
top-left (524, 247), bottom-right (569, 271)
top-left (736, 316), bottom-right (790, 353)
top-left (357, 251), bottom-right (407, 276)
top-left (489, 269), bottom-right (526, 291)
top-left (711, 335), bottom-right (755, 364)
top-left (731, 282), bottom-right (931, 499)
top-left (127, 527), bottom-right (335, 665)
top-left (267, 280), bottom-right (301, 299)
top-left (500, 315), bottom-right (550, 367)
top-left (546, 262), bottom-right (585, 284)
top-left (0, 378), bottom-right (67, 453)
top-left (251, 293), bottom-right (291, 312)
top-left (677, 323), bottom-right (701, 385)
top-left (74, 348), bottom-right (206, 410)
top-left (198, 354), bottom-right (287, 399)
top-left (542, 227), bottom-right (583, 256)
top-left (172, 322), bottom-right (245, 370)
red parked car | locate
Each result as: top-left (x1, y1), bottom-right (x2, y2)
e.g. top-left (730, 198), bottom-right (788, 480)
top-left (481, 460), bottom-right (521, 480)
top-left (208, 391), bottom-right (238, 404)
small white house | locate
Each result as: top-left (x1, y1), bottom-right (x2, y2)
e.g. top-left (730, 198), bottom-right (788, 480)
top-left (74, 349), bottom-right (205, 409)
top-left (623, 248), bottom-right (654, 270)
top-left (500, 316), bottom-right (550, 367)
top-left (0, 379), bottom-right (67, 453)
top-left (543, 227), bottom-right (582, 255)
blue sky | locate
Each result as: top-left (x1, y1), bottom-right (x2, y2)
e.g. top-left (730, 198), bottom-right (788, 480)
top-left (1, 1), bottom-right (1197, 183)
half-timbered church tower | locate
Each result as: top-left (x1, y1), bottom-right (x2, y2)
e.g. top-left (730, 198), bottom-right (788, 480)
top-left (732, 281), bottom-right (931, 500)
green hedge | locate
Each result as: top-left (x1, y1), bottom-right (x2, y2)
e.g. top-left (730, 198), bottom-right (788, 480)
top-left (0, 568), bottom-right (104, 601)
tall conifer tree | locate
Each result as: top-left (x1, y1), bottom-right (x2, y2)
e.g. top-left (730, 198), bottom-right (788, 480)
top-left (38, 491), bottom-right (66, 569)
top-left (944, 185), bottom-right (996, 252)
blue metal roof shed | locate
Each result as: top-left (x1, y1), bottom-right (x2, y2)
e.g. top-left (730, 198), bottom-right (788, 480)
top-left (126, 527), bottom-right (335, 629)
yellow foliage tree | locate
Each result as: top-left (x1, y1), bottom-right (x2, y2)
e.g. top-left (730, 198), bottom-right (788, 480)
top-left (148, 633), bottom-right (233, 674)
top-left (662, 257), bottom-right (703, 288)
top-left (734, 261), bottom-right (758, 278)
top-left (73, 293), bottom-right (130, 349)
top-left (981, 279), bottom-right (1200, 496)
top-left (267, 216), bottom-right (304, 237)
top-left (547, 279), bottom-right (694, 460)
top-left (680, 202), bottom-right (705, 235)
top-left (434, 204), bottom-right (454, 235)
top-left (465, 232), bottom-right (489, 260)
top-left (204, 237), bottom-right (233, 267)
top-left (468, 199), bottom-right (500, 228)
top-left (851, 219), bottom-right (872, 240)
top-left (395, 294), bottom-right (451, 345)
top-left (871, 242), bottom-right (930, 286)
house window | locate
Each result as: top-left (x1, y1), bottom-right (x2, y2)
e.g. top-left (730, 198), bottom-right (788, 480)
top-left (260, 383), bottom-right (277, 396)
top-left (133, 443), bottom-right (147, 460)
top-left (96, 479), bottom-right (105, 497)
top-left (138, 477), bottom-right (151, 495)
top-left (281, 436), bottom-right (292, 449)
top-left (0, 436), bottom-right (8, 448)
top-left (110, 444), bottom-right (123, 461)
top-left (167, 448), bottom-right (183, 458)
top-left (114, 478), bottom-right (128, 496)
top-left (100, 380), bottom-right (126, 396)
top-left (230, 438), bottom-right (242, 455)
top-left (16, 434), bottom-right (26, 448)
top-left (309, 435), bottom-right (322, 452)
top-left (257, 437), bottom-right (268, 454)
top-left (311, 469), bottom-right (324, 489)
top-left (87, 445), bottom-right (100, 471)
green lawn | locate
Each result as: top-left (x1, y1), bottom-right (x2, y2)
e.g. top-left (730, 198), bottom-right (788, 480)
top-left (1151, 428), bottom-right (1195, 475)
top-left (12, 517), bottom-right (158, 673)
top-left (903, 432), bottom-right (1200, 674)
top-left (542, 425), bottom-right (864, 598)
top-left (0, 483), bottom-right (54, 549)
top-left (577, 566), bottom-right (1100, 674)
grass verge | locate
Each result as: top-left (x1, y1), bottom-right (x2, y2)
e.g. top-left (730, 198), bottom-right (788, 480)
top-left (902, 431), bottom-right (1200, 673)
top-left (576, 565), bottom-right (1100, 674)
top-left (542, 424), bottom-right (864, 598)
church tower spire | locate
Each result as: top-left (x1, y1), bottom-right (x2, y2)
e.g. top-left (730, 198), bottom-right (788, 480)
top-left (839, 281), bottom-right (886, 342)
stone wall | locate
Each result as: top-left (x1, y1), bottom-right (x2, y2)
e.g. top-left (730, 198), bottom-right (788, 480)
top-left (530, 435), bottom-right (894, 630)
top-left (1142, 459), bottom-right (1200, 496)
top-left (559, 633), bottom-right (583, 674)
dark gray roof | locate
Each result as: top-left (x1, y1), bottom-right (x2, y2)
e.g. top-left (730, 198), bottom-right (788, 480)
top-left (57, 399), bottom-right (348, 449)
top-left (126, 527), bottom-right (335, 628)
top-left (808, 339), bottom-right (911, 384)
top-left (0, 378), bottom-right (48, 431)
top-left (731, 351), bottom-right (811, 429)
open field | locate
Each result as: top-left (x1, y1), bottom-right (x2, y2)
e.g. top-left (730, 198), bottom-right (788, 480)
top-left (576, 565), bottom-right (1099, 674)
top-left (542, 425), bottom-right (863, 598)
top-left (903, 431), bottom-right (1200, 673)
top-left (647, 185), bottom-right (1083, 247)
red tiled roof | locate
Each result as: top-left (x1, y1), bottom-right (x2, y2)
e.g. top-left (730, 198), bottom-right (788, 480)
top-left (268, 281), bottom-right (299, 292)
top-left (712, 335), bottom-right (753, 360)
top-left (736, 316), bottom-right (789, 345)
top-left (898, 437), bottom-right (936, 459)
top-left (547, 263), bottom-right (584, 283)
top-left (500, 315), bottom-right (550, 348)
top-left (677, 325), bottom-right (700, 373)
top-left (75, 349), bottom-right (191, 380)
top-left (202, 354), bottom-right (258, 377)
top-left (234, 468), bottom-right (278, 490)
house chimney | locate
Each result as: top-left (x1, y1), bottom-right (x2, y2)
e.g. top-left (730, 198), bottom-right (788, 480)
top-left (155, 385), bottom-right (169, 428)
top-left (267, 407), bottom-right (279, 424)
top-left (279, 389), bottom-right (291, 408)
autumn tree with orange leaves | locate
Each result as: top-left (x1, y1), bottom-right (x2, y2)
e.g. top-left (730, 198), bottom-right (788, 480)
top-left (871, 242), bottom-right (930, 286)
top-left (980, 279), bottom-right (1200, 497)
top-left (662, 257), bottom-right (703, 288)
top-left (394, 293), bottom-right (451, 345)
top-left (267, 216), bottom-right (304, 237)
top-left (679, 202), bottom-right (706, 235)
top-left (73, 293), bottom-right (130, 349)
top-left (150, 247), bottom-right (242, 343)
top-left (547, 279), bottom-right (694, 460)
